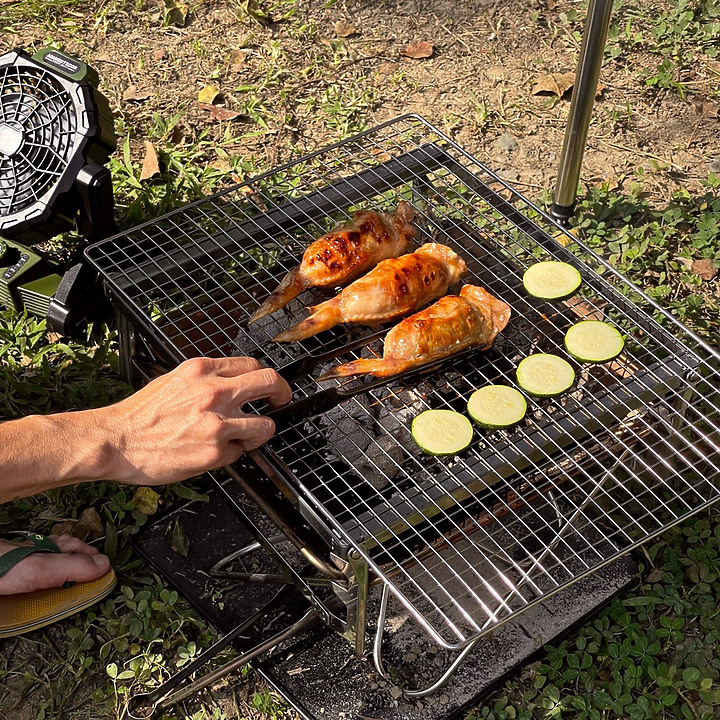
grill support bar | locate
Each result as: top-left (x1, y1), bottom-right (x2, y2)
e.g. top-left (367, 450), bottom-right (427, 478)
top-left (551, 0), bottom-right (614, 222)
top-left (373, 583), bottom-right (481, 698)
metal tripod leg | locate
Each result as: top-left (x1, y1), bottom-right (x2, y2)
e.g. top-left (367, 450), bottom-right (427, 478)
top-left (551, 0), bottom-right (614, 225)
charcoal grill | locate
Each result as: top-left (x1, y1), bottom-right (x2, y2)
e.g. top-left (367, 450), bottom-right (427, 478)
top-left (85, 114), bottom-right (720, 711)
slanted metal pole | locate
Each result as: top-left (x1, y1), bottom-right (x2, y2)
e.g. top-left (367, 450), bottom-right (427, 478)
top-left (551, 0), bottom-right (614, 225)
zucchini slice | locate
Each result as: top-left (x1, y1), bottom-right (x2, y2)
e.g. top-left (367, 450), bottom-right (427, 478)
top-left (564, 320), bottom-right (625, 364)
top-left (411, 409), bottom-right (473, 456)
top-left (516, 354), bottom-right (575, 397)
top-left (467, 385), bottom-right (527, 430)
top-left (523, 261), bottom-right (582, 301)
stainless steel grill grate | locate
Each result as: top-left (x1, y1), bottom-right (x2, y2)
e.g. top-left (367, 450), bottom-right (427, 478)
top-left (87, 115), bottom-right (720, 651)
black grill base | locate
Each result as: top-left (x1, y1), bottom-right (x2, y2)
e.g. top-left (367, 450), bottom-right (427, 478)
top-left (134, 481), bottom-right (639, 720)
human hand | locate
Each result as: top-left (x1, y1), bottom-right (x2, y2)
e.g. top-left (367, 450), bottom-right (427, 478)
top-left (96, 356), bottom-right (292, 486)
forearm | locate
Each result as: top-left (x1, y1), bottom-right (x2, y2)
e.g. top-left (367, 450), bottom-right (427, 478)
top-left (0, 357), bottom-right (291, 502)
top-left (0, 409), bottom-right (117, 503)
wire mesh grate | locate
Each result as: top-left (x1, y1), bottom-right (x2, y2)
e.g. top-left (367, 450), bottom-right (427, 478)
top-left (86, 115), bottom-right (720, 650)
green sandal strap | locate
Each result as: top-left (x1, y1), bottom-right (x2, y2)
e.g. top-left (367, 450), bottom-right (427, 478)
top-left (0, 533), bottom-right (61, 579)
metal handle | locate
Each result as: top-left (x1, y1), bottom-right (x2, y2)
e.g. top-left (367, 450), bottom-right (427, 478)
top-left (125, 586), bottom-right (295, 719)
top-left (269, 340), bottom-right (492, 427)
top-left (277, 327), bottom-right (387, 383)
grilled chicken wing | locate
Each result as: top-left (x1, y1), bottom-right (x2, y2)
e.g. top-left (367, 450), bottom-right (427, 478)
top-left (249, 201), bottom-right (416, 324)
top-left (273, 243), bottom-right (467, 343)
top-left (318, 284), bottom-right (511, 379)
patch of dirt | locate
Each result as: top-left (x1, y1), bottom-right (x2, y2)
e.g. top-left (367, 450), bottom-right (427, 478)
top-left (3, 0), bottom-right (716, 206)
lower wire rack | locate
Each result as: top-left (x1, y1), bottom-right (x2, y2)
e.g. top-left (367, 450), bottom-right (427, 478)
top-left (86, 113), bottom-right (720, 651)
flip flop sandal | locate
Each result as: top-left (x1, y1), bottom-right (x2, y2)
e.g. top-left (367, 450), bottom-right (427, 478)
top-left (0, 532), bottom-right (116, 638)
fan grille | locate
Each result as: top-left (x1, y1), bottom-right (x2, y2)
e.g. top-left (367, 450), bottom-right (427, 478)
top-left (0, 64), bottom-right (77, 217)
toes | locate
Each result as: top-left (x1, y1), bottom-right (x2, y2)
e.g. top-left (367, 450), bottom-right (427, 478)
top-left (50, 534), bottom-right (99, 555)
top-left (37, 552), bottom-right (110, 588)
top-left (0, 552), bottom-right (111, 595)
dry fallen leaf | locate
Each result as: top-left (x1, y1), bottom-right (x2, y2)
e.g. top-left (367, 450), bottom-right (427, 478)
top-left (75, 508), bottom-right (104, 538)
top-left (123, 85), bottom-right (152, 102)
top-left (607, 356), bottom-right (640, 381)
top-left (210, 158), bottom-right (232, 172)
top-left (133, 486), bottom-right (161, 515)
top-left (168, 123), bottom-right (185, 145)
top-left (602, 170), bottom-right (620, 190)
top-left (240, 185), bottom-right (269, 210)
top-left (198, 102), bottom-right (243, 120)
top-left (564, 295), bottom-right (607, 321)
top-left (693, 98), bottom-right (720, 120)
top-left (198, 84), bottom-right (222, 104)
top-left (334, 20), bottom-right (357, 38)
top-left (229, 49), bottom-right (247, 69)
top-left (552, 227), bottom-right (577, 248)
top-left (691, 258), bottom-right (718, 281)
top-left (51, 508), bottom-right (104, 540)
top-left (167, 516), bottom-right (190, 557)
top-left (532, 72), bottom-right (575, 97)
top-left (51, 520), bottom-right (76, 536)
top-left (140, 141), bottom-right (161, 180)
top-left (370, 147), bottom-right (393, 163)
top-left (401, 41), bottom-right (434, 59)
top-left (163, 0), bottom-right (188, 26)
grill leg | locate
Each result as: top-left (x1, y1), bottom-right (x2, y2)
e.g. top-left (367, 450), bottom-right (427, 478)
top-left (331, 549), bottom-right (370, 656)
top-left (372, 584), bottom-right (478, 698)
top-left (116, 312), bottom-right (141, 385)
top-left (551, 0), bottom-right (614, 225)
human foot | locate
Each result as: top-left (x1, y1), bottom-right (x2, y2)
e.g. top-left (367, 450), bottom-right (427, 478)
top-left (0, 534), bottom-right (110, 595)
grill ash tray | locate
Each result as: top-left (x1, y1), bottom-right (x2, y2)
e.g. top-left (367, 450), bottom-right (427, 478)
top-left (134, 479), bottom-right (639, 720)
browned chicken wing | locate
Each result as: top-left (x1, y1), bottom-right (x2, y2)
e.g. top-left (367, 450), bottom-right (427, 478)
top-left (318, 284), bottom-right (511, 379)
top-left (248, 201), bottom-right (416, 324)
top-left (273, 243), bottom-right (467, 343)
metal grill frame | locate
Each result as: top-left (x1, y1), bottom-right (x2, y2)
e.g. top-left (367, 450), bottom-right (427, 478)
top-left (86, 114), bottom-right (720, 654)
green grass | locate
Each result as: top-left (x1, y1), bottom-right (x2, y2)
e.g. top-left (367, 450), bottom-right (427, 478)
top-left (473, 509), bottom-right (720, 720)
top-left (1, 0), bottom-right (719, 717)
top-left (554, 0), bottom-right (720, 99)
top-left (569, 174), bottom-right (720, 344)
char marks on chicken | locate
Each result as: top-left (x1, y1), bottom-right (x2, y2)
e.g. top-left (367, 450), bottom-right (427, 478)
top-left (249, 201), bottom-right (417, 324)
top-left (273, 243), bottom-right (467, 342)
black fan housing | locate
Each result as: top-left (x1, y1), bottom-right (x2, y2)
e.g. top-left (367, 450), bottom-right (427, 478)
top-left (0, 48), bottom-right (116, 244)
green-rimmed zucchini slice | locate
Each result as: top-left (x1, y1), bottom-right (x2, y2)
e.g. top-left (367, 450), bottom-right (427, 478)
top-left (516, 354), bottom-right (575, 397)
top-left (411, 409), bottom-right (473, 456)
top-left (523, 261), bottom-right (582, 301)
top-left (467, 385), bottom-right (527, 429)
top-left (564, 320), bottom-right (625, 363)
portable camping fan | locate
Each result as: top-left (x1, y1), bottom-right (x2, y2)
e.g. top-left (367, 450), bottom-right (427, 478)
top-left (0, 47), bottom-right (116, 333)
